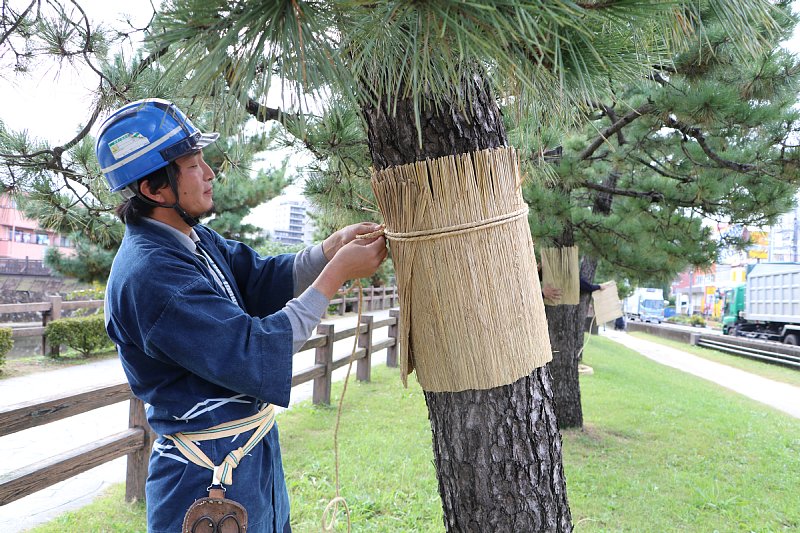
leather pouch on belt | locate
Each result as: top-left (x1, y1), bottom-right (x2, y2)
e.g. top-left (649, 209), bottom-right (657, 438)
top-left (182, 487), bottom-right (248, 533)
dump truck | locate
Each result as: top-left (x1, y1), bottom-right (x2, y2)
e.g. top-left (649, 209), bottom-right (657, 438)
top-left (623, 287), bottom-right (665, 323)
top-left (722, 262), bottom-right (800, 344)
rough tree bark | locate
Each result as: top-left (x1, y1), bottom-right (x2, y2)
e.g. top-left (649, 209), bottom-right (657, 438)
top-left (362, 77), bottom-right (572, 532)
top-left (544, 223), bottom-right (583, 429)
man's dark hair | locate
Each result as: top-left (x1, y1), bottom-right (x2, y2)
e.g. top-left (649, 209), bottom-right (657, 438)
top-left (115, 163), bottom-right (176, 224)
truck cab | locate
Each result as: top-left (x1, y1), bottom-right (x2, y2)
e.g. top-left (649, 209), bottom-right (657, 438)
top-left (639, 298), bottom-right (665, 323)
top-left (624, 288), bottom-right (666, 323)
top-left (721, 284), bottom-right (745, 335)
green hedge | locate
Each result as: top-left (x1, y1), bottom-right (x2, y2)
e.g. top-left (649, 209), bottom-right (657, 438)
top-left (45, 315), bottom-right (113, 357)
top-left (0, 327), bottom-right (13, 372)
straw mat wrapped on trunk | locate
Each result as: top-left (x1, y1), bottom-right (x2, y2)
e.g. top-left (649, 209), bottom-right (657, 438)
top-left (541, 246), bottom-right (580, 306)
top-left (592, 280), bottom-right (623, 325)
top-left (371, 147), bottom-right (551, 392)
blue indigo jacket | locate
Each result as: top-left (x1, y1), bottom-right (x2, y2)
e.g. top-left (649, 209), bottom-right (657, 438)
top-left (105, 220), bottom-right (297, 532)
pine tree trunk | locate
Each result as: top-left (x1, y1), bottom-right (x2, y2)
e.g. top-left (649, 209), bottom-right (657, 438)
top-left (544, 170), bottom-right (617, 428)
top-left (543, 224), bottom-right (583, 429)
top-left (363, 78), bottom-right (572, 532)
top-left (545, 303), bottom-right (583, 429)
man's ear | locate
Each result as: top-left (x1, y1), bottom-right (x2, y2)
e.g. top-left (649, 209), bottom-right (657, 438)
top-left (138, 179), bottom-right (171, 204)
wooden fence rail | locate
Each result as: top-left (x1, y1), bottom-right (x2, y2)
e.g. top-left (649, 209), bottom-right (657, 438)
top-left (0, 286), bottom-right (397, 356)
top-left (0, 308), bottom-right (400, 507)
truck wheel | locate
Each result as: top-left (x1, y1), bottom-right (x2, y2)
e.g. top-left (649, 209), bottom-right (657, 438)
top-left (784, 334), bottom-right (799, 345)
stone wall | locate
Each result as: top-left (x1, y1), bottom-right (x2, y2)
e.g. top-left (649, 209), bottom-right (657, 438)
top-left (0, 275), bottom-right (89, 323)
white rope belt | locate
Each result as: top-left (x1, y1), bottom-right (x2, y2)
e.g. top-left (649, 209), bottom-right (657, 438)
top-left (165, 404), bottom-right (275, 487)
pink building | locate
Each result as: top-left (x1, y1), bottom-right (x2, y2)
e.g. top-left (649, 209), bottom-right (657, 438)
top-left (0, 195), bottom-right (74, 261)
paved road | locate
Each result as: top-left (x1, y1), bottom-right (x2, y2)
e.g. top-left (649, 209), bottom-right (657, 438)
top-left (601, 329), bottom-right (800, 419)
top-left (0, 310), bottom-right (393, 533)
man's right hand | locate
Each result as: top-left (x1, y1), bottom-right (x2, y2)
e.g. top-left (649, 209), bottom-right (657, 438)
top-left (312, 236), bottom-right (388, 299)
top-left (543, 285), bottom-right (562, 302)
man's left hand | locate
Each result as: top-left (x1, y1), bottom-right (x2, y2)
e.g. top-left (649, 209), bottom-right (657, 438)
top-left (323, 222), bottom-right (383, 260)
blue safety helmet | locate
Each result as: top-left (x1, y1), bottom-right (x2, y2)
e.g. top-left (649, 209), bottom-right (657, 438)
top-left (95, 98), bottom-right (219, 197)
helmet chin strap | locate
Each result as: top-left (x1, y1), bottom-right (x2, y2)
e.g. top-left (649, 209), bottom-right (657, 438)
top-left (128, 165), bottom-right (201, 227)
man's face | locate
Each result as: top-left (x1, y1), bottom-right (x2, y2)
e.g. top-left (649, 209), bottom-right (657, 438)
top-left (174, 151), bottom-right (215, 217)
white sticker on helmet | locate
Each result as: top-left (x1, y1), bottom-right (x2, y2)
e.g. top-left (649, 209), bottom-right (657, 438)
top-left (108, 132), bottom-right (150, 160)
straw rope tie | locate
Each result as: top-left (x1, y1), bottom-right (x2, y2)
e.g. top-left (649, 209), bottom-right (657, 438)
top-left (320, 282), bottom-right (366, 533)
top-left (358, 207), bottom-right (529, 243)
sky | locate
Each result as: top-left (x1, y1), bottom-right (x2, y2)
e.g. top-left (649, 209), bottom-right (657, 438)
top-left (1, 1), bottom-right (155, 142)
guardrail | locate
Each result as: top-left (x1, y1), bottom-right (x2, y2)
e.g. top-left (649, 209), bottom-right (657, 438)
top-left (625, 321), bottom-right (800, 371)
top-left (0, 309), bottom-right (400, 507)
top-left (694, 335), bottom-right (800, 370)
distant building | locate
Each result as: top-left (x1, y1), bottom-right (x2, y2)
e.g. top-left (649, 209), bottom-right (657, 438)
top-left (254, 194), bottom-right (316, 246)
top-left (768, 204), bottom-right (800, 262)
top-left (670, 224), bottom-right (768, 318)
top-left (0, 194), bottom-right (75, 264)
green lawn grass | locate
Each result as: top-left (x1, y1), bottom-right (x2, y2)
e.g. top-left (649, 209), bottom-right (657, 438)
top-left (626, 330), bottom-right (800, 388)
top-left (29, 337), bottom-right (800, 532)
top-left (567, 336), bottom-right (800, 531)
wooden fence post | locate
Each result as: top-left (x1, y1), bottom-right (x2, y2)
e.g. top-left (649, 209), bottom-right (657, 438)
top-left (338, 290), bottom-right (346, 316)
top-left (126, 397), bottom-right (155, 503)
top-left (357, 314), bottom-right (374, 382)
top-left (387, 309), bottom-right (400, 368)
top-left (44, 295), bottom-right (62, 357)
top-left (369, 287), bottom-right (377, 311)
top-left (313, 323), bottom-right (335, 405)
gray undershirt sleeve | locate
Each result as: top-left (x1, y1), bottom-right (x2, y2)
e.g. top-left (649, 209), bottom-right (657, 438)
top-left (292, 244), bottom-right (328, 297)
top-left (285, 286), bottom-right (330, 354)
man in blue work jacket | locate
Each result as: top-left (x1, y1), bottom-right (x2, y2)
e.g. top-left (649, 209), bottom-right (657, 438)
top-left (96, 99), bottom-right (387, 533)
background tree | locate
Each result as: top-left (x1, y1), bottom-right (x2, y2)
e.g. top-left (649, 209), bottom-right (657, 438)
top-left (521, 1), bottom-right (800, 428)
top-left (149, 1), bottom-right (785, 531)
top-left (0, 1), bottom-right (290, 281)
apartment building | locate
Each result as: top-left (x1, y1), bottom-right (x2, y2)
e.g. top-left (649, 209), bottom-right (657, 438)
top-left (0, 194), bottom-right (74, 262)
top-left (253, 193), bottom-right (316, 246)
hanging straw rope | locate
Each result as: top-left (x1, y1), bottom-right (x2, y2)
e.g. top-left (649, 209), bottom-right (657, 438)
top-left (370, 146), bottom-right (552, 393)
top-left (321, 282), bottom-right (367, 533)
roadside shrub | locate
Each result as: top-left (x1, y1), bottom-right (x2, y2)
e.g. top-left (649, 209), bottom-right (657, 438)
top-left (66, 282), bottom-right (106, 302)
top-left (45, 315), bottom-right (113, 357)
top-left (689, 314), bottom-right (706, 327)
top-left (66, 282), bottom-right (106, 318)
top-left (666, 315), bottom-right (690, 325)
top-left (0, 327), bottom-right (13, 373)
